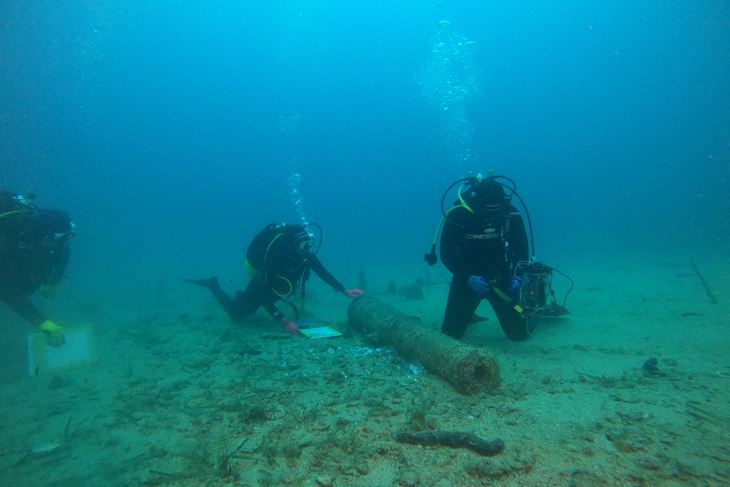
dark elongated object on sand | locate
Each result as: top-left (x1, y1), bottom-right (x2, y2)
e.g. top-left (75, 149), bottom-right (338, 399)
top-left (347, 296), bottom-right (500, 394)
top-left (690, 260), bottom-right (717, 304)
top-left (396, 431), bottom-right (504, 456)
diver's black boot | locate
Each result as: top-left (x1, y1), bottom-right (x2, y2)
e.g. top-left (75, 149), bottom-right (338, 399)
top-left (181, 277), bottom-right (220, 291)
top-left (469, 314), bottom-right (488, 323)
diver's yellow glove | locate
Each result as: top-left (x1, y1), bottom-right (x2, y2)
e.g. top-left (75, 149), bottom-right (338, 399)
top-left (40, 320), bottom-right (65, 346)
top-left (41, 284), bottom-right (58, 299)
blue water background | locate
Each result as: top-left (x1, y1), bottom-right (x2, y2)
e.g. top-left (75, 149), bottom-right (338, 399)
top-left (1, 1), bottom-right (728, 314)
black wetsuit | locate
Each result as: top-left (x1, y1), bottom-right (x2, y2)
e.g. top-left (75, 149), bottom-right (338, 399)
top-left (0, 193), bottom-right (70, 325)
top-left (210, 224), bottom-right (345, 322)
top-left (440, 203), bottom-right (530, 340)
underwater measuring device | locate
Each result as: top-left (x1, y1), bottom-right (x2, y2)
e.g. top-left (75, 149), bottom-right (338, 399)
top-left (515, 260), bottom-right (572, 317)
top-left (519, 261), bottom-right (551, 310)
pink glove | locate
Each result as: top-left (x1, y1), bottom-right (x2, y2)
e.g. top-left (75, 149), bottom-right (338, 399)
top-left (282, 318), bottom-right (299, 335)
top-left (344, 288), bottom-right (365, 299)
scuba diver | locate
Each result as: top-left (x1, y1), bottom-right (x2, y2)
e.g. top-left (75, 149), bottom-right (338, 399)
top-left (424, 173), bottom-right (571, 341)
top-left (184, 222), bottom-right (365, 334)
top-left (0, 191), bottom-right (75, 346)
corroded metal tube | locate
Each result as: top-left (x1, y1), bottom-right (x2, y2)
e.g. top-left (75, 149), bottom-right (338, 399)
top-left (348, 296), bottom-right (500, 394)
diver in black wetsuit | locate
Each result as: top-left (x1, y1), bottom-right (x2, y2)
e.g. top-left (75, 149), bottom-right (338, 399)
top-left (0, 191), bottom-right (75, 346)
top-left (185, 223), bottom-right (364, 334)
top-left (437, 177), bottom-right (531, 340)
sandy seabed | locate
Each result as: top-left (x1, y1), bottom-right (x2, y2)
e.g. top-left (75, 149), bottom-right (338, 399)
top-left (1, 254), bottom-right (728, 487)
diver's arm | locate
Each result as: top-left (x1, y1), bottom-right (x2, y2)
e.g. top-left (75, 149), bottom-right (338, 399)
top-left (261, 295), bottom-right (298, 333)
top-left (440, 218), bottom-right (467, 276)
top-left (262, 298), bottom-right (286, 321)
top-left (4, 294), bottom-right (46, 326)
top-left (508, 211), bottom-right (530, 265)
top-left (46, 246), bottom-right (70, 285)
top-left (308, 254), bottom-right (346, 293)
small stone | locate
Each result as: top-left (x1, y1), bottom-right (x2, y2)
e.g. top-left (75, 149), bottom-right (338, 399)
top-left (642, 357), bottom-right (666, 378)
top-left (635, 457), bottom-right (660, 471)
top-left (48, 375), bottom-right (72, 389)
top-left (315, 474), bottom-right (333, 487)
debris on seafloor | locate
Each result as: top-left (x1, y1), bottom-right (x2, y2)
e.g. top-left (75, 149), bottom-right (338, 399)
top-left (358, 262), bottom-right (367, 291)
top-left (385, 280), bottom-right (397, 295)
top-left (642, 357), bottom-right (666, 378)
top-left (399, 278), bottom-right (425, 301)
top-left (16, 417), bottom-right (72, 466)
top-left (690, 259), bottom-right (718, 304)
top-left (396, 430), bottom-right (505, 456)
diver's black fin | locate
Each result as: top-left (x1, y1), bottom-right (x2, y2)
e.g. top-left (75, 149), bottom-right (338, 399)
top-left (538, 304), bottom-right (569, 317)
top-left (180, 277), bottom-right (219, 290)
